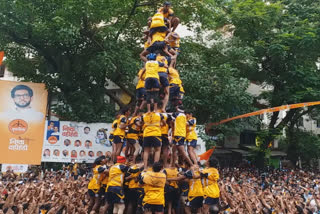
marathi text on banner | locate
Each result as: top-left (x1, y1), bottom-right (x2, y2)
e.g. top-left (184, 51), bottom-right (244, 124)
top-left (0, 80), bottom-right (48, 164)
top-left (42, 121), bottom-right (112, 163)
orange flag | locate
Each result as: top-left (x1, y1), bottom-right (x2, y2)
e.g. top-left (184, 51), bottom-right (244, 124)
top-left (0, 52), bottom-right (4, 65)
top-left (198, 146), bottom-right (216, 161)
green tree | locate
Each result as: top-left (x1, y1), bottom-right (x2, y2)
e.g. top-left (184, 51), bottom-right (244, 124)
top-left (280, 129), bottom-right (320, 165)
top-left (0, 0), bottom-right (254, 125)
top-left (212, 0), bottom-right (320, 164)
top-left (178, 39), bottom-right (255, 126)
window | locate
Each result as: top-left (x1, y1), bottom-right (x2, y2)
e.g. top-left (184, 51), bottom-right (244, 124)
top-left (240, 130), bottom-right (256, 145)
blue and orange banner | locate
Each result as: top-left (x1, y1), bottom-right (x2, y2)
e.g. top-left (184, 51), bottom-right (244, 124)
top-left (0, 80), bottom-right (48, 164)
top-left (42, 121), bottom-right (112, 163)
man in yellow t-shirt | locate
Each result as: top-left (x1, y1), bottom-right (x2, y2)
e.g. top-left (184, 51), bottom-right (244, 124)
top-left (158, 2), bottom-right (180, 32)
top-left (140, 53), bottom-right (167, 113)
top-left (141, 110), bottom-right (165, 169)
top-left (140, 162), bottom-right (167, 214)
top-left (106, 156), bottom-right (129, 214)
top-left (201, 157), bottom-right (220, 214)
top-left (140, 29), bottom-right (176, 63)
top-left (163, 163), bottom-right (179, 213)
top-left (125, 156), bottom-right (144, 213)
top-left (109, 112), bottom-right (120, 146)
top-left (157, 105), bottom-right (171, 167)
top-left (133, 69), bottom-right (146, 116)
top-left (172, 110), bottom-right (193, 166)
top-left (186, 111), bottom-right (198, 165)
top-left (165, 31), bottom-right (180, 67)
top-left (112, 108), bottom-right (130, 163)
top-left (125, 115), bottom-right (141, 163)
top-left (156, 54), bottom-right (170, 112)
top-left (168, 66), bottom-right (183, 111)
top-left (149, 12), bottom-right (168, 37)
top-left (167, 164), bottom-right (204, 213)
top-left (88, 156), bottom-right (107, 213)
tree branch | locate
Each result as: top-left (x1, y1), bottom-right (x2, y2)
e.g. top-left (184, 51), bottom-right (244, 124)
top-left (78, 15), bottom-right (135, 100)
top-left (115, 0), bottom-right (140, 40)
top-left (268, 111), bottom-right (279, 129)
top-left (274, 109), bottom-right (297, 129)
top-left (4, 30), bottom-right (59, 72)
top-left (104, 88), bottom-right (125, 108)
top-left (136, 2), bottom-right (154, 7)
top-left (114, 0), bottom-right (156, 41)
top-left (288, 107), bottom-right (316, 128)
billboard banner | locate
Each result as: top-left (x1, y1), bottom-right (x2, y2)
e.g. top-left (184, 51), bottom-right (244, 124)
top-left (1, 164), bottom-right (28, 174)
top-left (42, 121), bottom-right (112, 163)
top-left (0, 80), bottom-right (48, 164)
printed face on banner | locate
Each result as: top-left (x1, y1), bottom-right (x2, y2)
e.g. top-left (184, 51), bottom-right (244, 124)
top-left (0, 81), bottom-right (48, 165)
top-left (42, 121), bottom-right (112, 163)
top-left (1, 164), bottom-right (28, 174)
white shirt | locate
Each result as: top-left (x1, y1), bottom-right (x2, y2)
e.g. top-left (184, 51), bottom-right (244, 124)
top-left (0, 106), bottom-right (44, 122)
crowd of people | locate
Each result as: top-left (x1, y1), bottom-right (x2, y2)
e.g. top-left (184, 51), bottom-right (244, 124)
top-left (1, 165), bottom-right (320, 213)
top-left (219, 167), bottom-right (320, 214)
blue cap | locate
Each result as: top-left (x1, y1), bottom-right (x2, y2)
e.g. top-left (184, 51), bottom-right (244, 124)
top-left (147, 53), bottom-right (157, 60)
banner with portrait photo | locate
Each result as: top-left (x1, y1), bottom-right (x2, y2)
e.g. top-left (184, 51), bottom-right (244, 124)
top-left (0, 80), bottom-right (48, 164)
top-left (1, 164), bottom-right (28, 174)
top-left (42, 121), bottom-right (112, 163)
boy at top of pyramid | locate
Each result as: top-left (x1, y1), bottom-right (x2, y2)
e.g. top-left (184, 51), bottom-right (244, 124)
top-left (158, 2), bottom-right (180, 32)
top-left (140, 2), bottom-right (178, 63)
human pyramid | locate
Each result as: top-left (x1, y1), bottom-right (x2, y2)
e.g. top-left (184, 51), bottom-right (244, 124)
top-left (88, 2), bottom-right (220, 214)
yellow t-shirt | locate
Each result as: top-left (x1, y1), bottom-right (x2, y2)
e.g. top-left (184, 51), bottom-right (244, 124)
top-left (156, 55), bottom-right (168, 73)
top-left (142, 112), bottom-right (163, 137)
top-left (113, 115), bottom-right (127, 136)
top-left (127, 116), bottom-right (141, 140)
top-left (173, 112), bottom-right (186, 137)
top-left (142, 171), bottom-right (167, 205)
top-left (185, 170), bottom-right (204, 200)
top-left (128, 164), bottom-right (141, 189)
top-left (151, 31), bottom-right (167, 44)
top-left (150, 13), bottom-right (166, 29)
top-left (168, 67), bottom-right (182, 85)
top-left (145, 61), bottom-right (161, 80)
top-left (168, 33), bottom-right (180, 48)
top-left (202, 167), bottom-right (220, 198)
top-left (158, 112), bottom-right (169, 135)
top-left (88, 165), bottom-right (103, 192)
top-left (136, 69), bottom-right (146, 89)
top-left (107, 163), bottom-right (127, 188)
top-left (110, 119), bottom-right (118, 135)
top-left (186, 117), bottom-right (197, 140)
top-left (158, 7), bottom-right (174, 18)
top-left (164, 167), bottom-right (179, 188)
